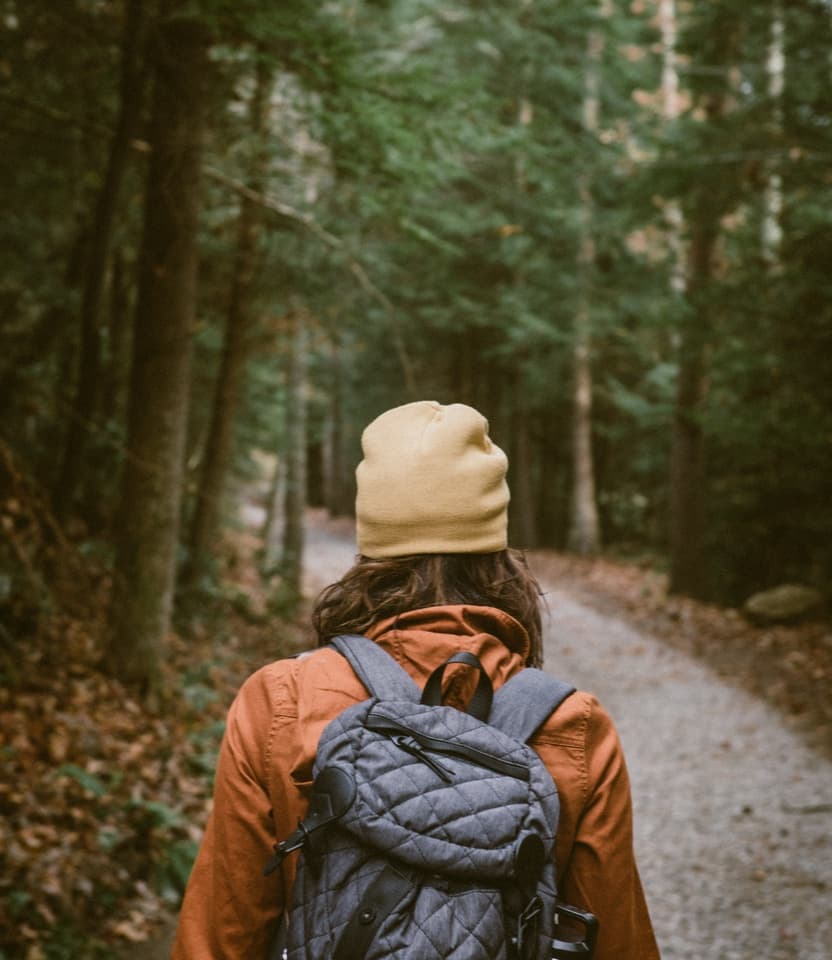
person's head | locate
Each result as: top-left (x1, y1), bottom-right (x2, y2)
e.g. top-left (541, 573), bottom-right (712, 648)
top-left (312, 400), bottom-right (544, 667)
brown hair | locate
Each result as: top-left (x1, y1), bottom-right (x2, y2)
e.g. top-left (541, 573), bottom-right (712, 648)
top-left (311, 550), bottom-right (544, 668)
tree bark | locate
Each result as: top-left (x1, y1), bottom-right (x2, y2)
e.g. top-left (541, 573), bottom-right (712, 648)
top-left (668, 15), bottom-right (739, 598)
top-left (274, 304), bottom-right (308, 612)
top-left (761, 2), bottom-right (784, 266)
top-left (100, 250), bottom-right (132, 430)
top-left (659, 0), bottom-right (686, 293)
top-left (55, 0), bottom-right (148, 520)
top-left (509, 399), bottom-right (538, 549)
top-left (109, 17), bottom-right (209, 694)
top-left (184, 57), bottom-right (271, 589)
top-left (321, 329), bottom-right (354, 518)
top-left (567, 319), bottom-right (601, 554)
top-left (668, 218), bottom-right (716, 596)
top-left (261, 454), bottom-right (286, 569)
top-left (566, 12), bottom-right (605, 555)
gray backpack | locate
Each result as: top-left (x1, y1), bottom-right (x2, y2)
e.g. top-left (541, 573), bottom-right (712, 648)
top-left (265, 634), bottom-right (586, 960)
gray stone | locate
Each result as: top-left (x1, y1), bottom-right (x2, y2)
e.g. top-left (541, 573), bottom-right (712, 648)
top-left (743, 583), bottom-right (824, 625)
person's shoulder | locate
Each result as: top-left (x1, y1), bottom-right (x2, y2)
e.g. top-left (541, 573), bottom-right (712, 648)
top-left (532, 687), bottom-right (615, 747)
top-left (235, 646), bottom-right (367, 716)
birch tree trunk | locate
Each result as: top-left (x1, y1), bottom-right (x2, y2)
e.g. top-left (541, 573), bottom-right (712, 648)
top-left (108, 18), bottom-right (209, 694)
top-left (762, 2), bottom-right (784, 266)
top-left (659, 0), bottom-right (686, 293)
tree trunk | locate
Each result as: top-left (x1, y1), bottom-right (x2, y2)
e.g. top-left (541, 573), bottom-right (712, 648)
top-left (261, 454), bottom-right (286, 569)
top-left (659, 0), bottom-right (686, 293)
top-left (82, 250), bottom-right (133, 528)
top-left (322, 330), bottom-right (354, 518)
top-left (273, 304), bottom-right (308, 613)
top-left (55, 0), bottom-right (147, 520)
top-left (184, 57), bottom-right (271, 589)
top-left (762, 2), bottom-right (784, 266)
top-left (509, 399), bottom-right (538, 549)
top-left (668, 217), bottom-right (717, 596)
top-left (668, 16), bottom-right (739, 598)
top-left (100, 250), bottom-right (132, 429)
top-left (567, 317), bottom-right (601, 554)
top-left (324, 389), bottom-right (345, 518)
top-left (109, 17), bottom-right (209, 694)
top-left (307, 439), bottom-right (325, 508)
top-left (566, 12), bottom-right (605, 555)
top-left (537, 412), bottom-right (567, 547)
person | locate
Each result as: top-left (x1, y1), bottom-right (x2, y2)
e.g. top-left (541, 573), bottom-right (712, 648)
top-left (171, 400), bottom-right (660, 959)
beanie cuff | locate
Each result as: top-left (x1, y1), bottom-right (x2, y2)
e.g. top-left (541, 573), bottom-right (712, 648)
top-left (357, 518), bottom-right (508, 559)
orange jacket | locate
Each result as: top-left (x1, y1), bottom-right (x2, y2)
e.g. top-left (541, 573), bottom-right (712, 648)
top-left (172, 605), bottom-right (659, 959)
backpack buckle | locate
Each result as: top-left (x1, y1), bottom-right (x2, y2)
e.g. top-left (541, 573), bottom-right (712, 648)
top-left (551, 902), bottom-right (599, 958)
top-left (264, 824), bottom-right (309, 876)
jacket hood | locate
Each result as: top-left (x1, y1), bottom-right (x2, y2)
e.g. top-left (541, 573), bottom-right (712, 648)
top-left (364, 603), bottom-right (531, 708)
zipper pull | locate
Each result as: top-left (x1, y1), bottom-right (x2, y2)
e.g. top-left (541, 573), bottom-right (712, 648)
top-left (392, 735), bottom-right (455, 782)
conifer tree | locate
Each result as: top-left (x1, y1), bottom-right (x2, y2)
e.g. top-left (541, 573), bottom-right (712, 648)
top-left (109, 16), bottom-right (210, 693)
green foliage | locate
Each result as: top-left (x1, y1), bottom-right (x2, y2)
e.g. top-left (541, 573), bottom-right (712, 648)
top-left (55, 764), bottom-right (111, 798)
top-left (3, 0), bottom-right (830, 614)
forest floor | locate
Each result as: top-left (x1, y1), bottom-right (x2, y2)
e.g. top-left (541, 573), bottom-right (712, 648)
top-left (2, 508), bottom-right (831, 959)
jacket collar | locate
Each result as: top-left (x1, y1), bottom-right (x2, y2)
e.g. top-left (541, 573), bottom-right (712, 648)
top-left (363, 604), bottom-right (530, 693)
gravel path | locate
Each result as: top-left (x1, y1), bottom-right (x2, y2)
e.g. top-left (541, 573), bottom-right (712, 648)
top-left (302, 518), bottom-right (832, 960)
top-left (544, 590), bottom-right (832, 960)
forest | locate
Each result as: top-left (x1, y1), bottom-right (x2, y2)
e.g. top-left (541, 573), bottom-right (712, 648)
top-left (1, 0), bottom-right (831, 956)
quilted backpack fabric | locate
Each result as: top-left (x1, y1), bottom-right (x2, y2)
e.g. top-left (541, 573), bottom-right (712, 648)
top-left (266, 635), bottom-right (575, 960)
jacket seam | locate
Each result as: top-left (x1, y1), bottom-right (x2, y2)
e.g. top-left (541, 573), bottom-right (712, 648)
top-left (265, 665), bottom-right (297, 796)
top-left (579, 695), bottom-right (591, 805)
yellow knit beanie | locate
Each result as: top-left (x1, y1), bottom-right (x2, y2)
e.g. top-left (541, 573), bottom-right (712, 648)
top-left (356, 400), bottom-right (510, 558)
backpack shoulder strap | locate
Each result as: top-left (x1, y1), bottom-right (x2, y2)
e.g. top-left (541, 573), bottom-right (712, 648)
top-left (488, 668), bottom-right (576, 742)
top-left (328, 633), bottom-right (421, 702)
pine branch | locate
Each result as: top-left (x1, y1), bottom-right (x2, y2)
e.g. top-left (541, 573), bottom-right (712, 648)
top-left (203, 165), bottom-right (419, 397)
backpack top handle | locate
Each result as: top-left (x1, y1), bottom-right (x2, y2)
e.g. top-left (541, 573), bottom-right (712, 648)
top-left (420, 651), bottom-right (493, 721)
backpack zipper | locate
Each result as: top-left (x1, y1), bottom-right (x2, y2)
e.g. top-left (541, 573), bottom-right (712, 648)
top-left (365, 713), bottom-right (530, 781)
top-left (391, 734), bottom-right (455, 782)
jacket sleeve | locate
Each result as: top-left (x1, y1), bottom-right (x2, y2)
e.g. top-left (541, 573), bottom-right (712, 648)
top-left (171, 669), bottom-right (284, 960)
top-left (559, 696), bottom-right (660, 960)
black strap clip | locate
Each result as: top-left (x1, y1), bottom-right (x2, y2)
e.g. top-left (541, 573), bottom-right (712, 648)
top-left (264, 824), bottom-right (308, 876)
top-left (263, 766), bottom-right (355, 877)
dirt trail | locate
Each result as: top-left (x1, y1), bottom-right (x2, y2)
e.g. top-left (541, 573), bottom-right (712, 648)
top-left (303, 514), bottom-right (832, 960)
